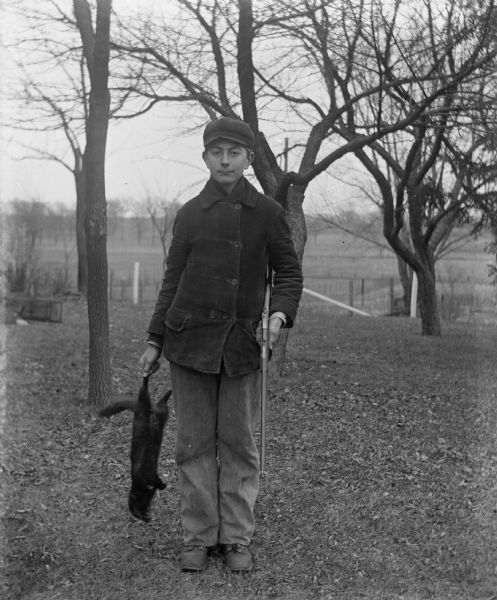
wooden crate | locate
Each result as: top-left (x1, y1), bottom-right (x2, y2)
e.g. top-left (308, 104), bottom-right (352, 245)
top-left (16, 297), bottom-right (63, 323)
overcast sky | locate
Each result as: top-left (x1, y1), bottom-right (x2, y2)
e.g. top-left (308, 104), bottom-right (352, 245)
top-left (2, 103), bottom-right (211, 208)
top-left (0, 0), bottom-right (358, 215)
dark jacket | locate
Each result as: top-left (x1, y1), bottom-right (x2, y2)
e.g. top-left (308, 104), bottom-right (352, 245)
top-left (147, 177), bottom-right (303, 376)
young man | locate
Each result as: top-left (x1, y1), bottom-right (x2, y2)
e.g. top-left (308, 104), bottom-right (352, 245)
top-left (139, 117), bottom-right (303, 572)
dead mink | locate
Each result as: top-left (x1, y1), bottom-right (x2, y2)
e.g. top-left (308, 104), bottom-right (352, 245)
top-left (100, 376), bottom-right (171, 522)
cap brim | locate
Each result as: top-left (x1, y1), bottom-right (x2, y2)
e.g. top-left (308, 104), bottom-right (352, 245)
top-left (204, 134), bottom-right (252, 149)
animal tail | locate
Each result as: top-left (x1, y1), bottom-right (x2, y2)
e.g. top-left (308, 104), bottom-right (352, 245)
top-left (158, 389), bottom-right (172, 404)
top-left (100, 376), bottom-right (166, 418)
top-left (99, 400), bottom-right (136, 418)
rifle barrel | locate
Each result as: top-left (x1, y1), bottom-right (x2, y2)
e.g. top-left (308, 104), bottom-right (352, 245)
top-left (260, 281), bottom-right (271, 476)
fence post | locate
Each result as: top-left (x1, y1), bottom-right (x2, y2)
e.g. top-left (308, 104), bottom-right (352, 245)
top-left (133, 262), bottom-right (140, 305)
top-left (360, 278), bottom-right (365, 309)
top-left (410, 273), bottom-right (418, 318)
top-left (348, 279), bottom-right (354, 316)
top-left (389, 278), bottom-right (394, 314)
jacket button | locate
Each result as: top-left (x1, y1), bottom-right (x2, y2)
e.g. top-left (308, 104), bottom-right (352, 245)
top-left (231, 279), bottom-right (238, 285)
top-left (235, 203), bottom-right (241, 210)
top-left (232, 241), bottom-right (241, 248)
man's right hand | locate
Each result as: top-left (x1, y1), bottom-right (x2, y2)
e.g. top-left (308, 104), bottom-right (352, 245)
top-left (139, 345), bottom-right (161, 377)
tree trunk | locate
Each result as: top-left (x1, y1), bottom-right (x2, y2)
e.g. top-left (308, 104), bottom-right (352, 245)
top-left (85, 175), bottom-right (111, 406)
top-left (75, 0), bottom-right (112, 405)
top-left (285, 184), bottom-right (307, 262)
top-left (273, 184), bottom-right (307, 376)
top-left (416, 264), bottom-right (441, 335)
top-left (408, 185), bottom-right (442, 336)
top-left (397, 256), bottom-right (412, 314)
top-left (75, 164), bottom-right (88, 295)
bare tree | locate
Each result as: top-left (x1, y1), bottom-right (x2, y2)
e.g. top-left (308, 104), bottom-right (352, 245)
top-left (110, 0), bottom-right (497, 337)
top-left (316, 147), bottom-right (485, 318)
top-left (8, 0), bottom-right (495, 341)
top-left (5, 199), bottom-right (48, 293)
top-left (451, 130), bottom-right (497, 285)
top-left (73, 0), bottom-right (112, 405)
top-left (327, 0), bottom-right (497, 334)
top-left (5, 0), bottom-right (140, 294)
top-left (127, 198), bottom-right (149, 244)
top-left (314, 173), bottom-right (394, 257)
top-left (144, 193), bottom-right (181, 270)
top-left (6, 2), bottom-right (90, 294)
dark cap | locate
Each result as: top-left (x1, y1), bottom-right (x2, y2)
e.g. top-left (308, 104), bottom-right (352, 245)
top-left (203, 117), bottom-right (255, 150)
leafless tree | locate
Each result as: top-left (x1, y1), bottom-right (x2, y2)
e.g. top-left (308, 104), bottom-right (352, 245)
top-left (73, 0), bottom-right (112, 405)
top-left (5, 199), bottom-right (48, 293)
top-left (127, 198), bottom-right (149, 244)
top-left (144, 193), bottom-right (181, 270)
top-left (314, 172), bottom-right (394, 257)
top-left (316, 144), bottom-right (486, 319)
top-left (7, 0), bottom-right (496, 341)
top-left (5, 0), bottom-right (140, 294)
top-left (110, 0), bottom-right (497, 336)
top-left (326, 0), bottom-right (497, 334)
top-left (5, 2), bottom-right (90, 294)
top-left (450, 128), bottom-right (497, 286)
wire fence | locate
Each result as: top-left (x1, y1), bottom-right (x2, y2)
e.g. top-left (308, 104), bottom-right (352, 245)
top-left (108, 270), bottom-right (497, 323)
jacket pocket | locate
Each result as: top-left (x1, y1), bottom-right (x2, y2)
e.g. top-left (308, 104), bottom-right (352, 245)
top-left (165, 307), bottom-right (190, 332)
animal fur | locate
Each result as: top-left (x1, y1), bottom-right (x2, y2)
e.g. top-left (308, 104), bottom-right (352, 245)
top-left (100, 377), bottom-right (171, 522)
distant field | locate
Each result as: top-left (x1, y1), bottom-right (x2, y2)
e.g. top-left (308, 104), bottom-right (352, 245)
top-left (39, 219), bottom-right (493, 282)
top-left (35, 219), bottom-right (495, 320)
top-left (304, 228), bottom-right (492, 282)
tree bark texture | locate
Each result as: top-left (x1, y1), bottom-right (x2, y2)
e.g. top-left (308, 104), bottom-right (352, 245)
top-left (75, 0), bottom-right (112, 405)
top-left (237, 0), bottom-right (281, 196)
top-left (272, 185), bottom-right (307, 376)
top-left (407, 186), bottom-right (441, 335)
top-left (396, 256), bottom-right (412, 314)
top-left (236, 0), bottom-right (307, 372)
top-left (416, 266), bottom-right (441, 336)
top-left (285, 185), bottom-right (307, 263)
top-left (75, 162), bottom-right (88, 295)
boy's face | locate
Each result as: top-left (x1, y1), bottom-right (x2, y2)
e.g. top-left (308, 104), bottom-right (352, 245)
top-left (203, 140), bottom-right (254, 193)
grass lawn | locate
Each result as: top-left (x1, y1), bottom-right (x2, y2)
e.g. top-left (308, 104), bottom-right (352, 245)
top-left (2, 297), bottom-right (497, 599)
